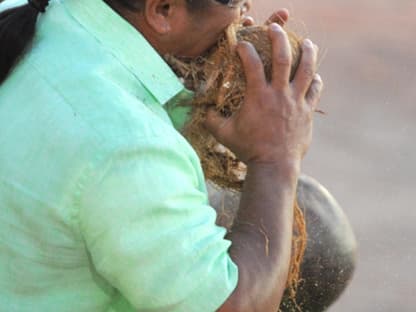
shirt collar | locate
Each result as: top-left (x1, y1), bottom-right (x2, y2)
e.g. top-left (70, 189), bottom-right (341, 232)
top-left (62, 0), bottom-right (185, 106)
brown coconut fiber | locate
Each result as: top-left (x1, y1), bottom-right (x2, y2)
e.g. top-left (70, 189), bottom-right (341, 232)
top-left (165, 24), bottom-right (307, 309)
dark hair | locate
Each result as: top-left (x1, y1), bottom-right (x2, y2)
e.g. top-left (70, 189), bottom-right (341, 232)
top-left (103, 0), bottom-right (212, 12)
top-left (0, 0), bottom-right (212, 84)
top-left (0, 4), bottom-right (40, 84)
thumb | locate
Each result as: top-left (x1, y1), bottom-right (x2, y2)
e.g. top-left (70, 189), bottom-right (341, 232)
top-left (241, 16), bottom-right (255, 27)
top-left (265, 9), bottom-right (290, 26)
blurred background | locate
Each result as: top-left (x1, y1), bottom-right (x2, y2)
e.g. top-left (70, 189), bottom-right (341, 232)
top-left (253, 0), bottom-right (416, 311)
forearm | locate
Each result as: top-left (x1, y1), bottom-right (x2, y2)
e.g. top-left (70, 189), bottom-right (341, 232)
top-left (218, 161), bottom-right (299, 312)
top-left (211, 22), bottom-right (321, 312)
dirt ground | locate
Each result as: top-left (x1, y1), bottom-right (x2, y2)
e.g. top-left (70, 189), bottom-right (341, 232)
top-left (253, 0), bottom-right (416, 311)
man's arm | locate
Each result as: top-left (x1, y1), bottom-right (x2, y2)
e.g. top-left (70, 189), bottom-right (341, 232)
top-left (205, 23), bottom-right (322, 311)
top-left (219, 162), bottom-right (299, 311)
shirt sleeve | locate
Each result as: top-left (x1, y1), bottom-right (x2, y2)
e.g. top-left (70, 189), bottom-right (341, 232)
top-left (76, 135), bottom-right (238, 312)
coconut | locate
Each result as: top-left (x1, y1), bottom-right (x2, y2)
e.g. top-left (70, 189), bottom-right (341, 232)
top-left (165, 24), bottom-right (306, 307)
top-left (166, 24), bottom-right (302, 190)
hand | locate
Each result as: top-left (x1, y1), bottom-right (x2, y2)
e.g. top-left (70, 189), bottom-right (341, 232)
top-left (204, 23), bottom-right (323, 166)
top-left (241, 7), bottom-right (290, 27)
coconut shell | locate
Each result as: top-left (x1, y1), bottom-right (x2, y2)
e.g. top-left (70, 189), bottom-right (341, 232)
top-left (207, 176), bottom-right (357, 312)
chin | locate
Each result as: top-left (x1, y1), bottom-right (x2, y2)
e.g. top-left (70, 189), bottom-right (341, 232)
top-left (174, 43), bottom-right (218, 59)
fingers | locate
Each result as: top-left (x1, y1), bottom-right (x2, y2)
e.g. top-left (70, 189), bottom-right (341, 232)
top-left (269, 23), bottom-right (292, 90)
top-left (241, 16), bottom-right (255, 27)
top-left (243, 8), bottom-right (289, 28)
top-left (292, 39), bottom-right (318, 98)
top-left (240, 0), bottom-right (252, 15)
top-left (305, 74), bottom-right (324, 110)
top-left (265, 9), bottom-right (289, 26)
top-left (239, 0), bottom-right (252, 25)
top-left (236, 41), bottom-right (267, 90)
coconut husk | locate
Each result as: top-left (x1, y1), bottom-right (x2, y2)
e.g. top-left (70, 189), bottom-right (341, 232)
top-left (165, 24), bottom-right (306, 308)
top-left (166, 24), bottom-right (302, 190)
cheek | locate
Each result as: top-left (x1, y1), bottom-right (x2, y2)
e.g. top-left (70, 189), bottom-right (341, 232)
top-left (178, 10), bottom-right (241, 57)
top-left (183, 34), bottom-right (218, 57)
top-left (179, 28), bottom-right (221, 56)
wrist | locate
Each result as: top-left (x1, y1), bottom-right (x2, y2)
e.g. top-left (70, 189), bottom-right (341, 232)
top-left (247, 153), bottom-right (301, 173)
top-left (246, 158), bottom-right (301, 182)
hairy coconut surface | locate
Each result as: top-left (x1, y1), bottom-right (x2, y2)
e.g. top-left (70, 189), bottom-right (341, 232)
top-left (166, 24), bottom-right (306, 307)
top-left (166, 24), bottom-right (302, 190)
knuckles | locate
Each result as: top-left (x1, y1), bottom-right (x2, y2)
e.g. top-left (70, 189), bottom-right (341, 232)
top-left (302, 67), bottom-right (315, 80)
top-left (274, 54), bottom-right (292, 67)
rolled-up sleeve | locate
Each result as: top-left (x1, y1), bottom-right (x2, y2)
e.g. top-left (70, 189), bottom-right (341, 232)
top-left (76, 135), bottom-right (238, 311)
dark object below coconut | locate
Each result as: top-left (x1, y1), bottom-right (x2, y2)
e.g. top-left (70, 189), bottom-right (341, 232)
top-left (207, 175), bottom-right (357, 312)
top-left (280, 176), bottom-right (357, 312)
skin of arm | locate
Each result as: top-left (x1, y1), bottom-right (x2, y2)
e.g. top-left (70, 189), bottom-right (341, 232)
top-left (205, 24), bottom-right (322, 312)
top-left (220, 161), bottom-right (299, 311)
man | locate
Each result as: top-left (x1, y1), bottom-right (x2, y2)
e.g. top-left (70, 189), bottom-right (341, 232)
top-left (0, 0), bottom-right (328, 311)
top-left (102, 1), bottom-right (323, 310)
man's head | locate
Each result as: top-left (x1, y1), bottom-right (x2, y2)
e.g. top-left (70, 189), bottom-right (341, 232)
top-left (104, 0), bottom-right (250, 57)
top-left (105, 0), bottom-right (250, 13)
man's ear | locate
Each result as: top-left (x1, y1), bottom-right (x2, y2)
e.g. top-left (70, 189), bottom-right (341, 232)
top-left (143, 0), bottom-right (176, 34)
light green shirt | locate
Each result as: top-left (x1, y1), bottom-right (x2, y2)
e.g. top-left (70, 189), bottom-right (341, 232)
top-left (0, 0), bottom-right (238, 311)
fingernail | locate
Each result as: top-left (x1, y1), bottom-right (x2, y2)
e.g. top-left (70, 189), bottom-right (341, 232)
top-left (270, 23), bottom-right (282, 31)
top-left (237, 41), bottom-right (250, 49)
top-left (303, 39), bottom-right (313, 47)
